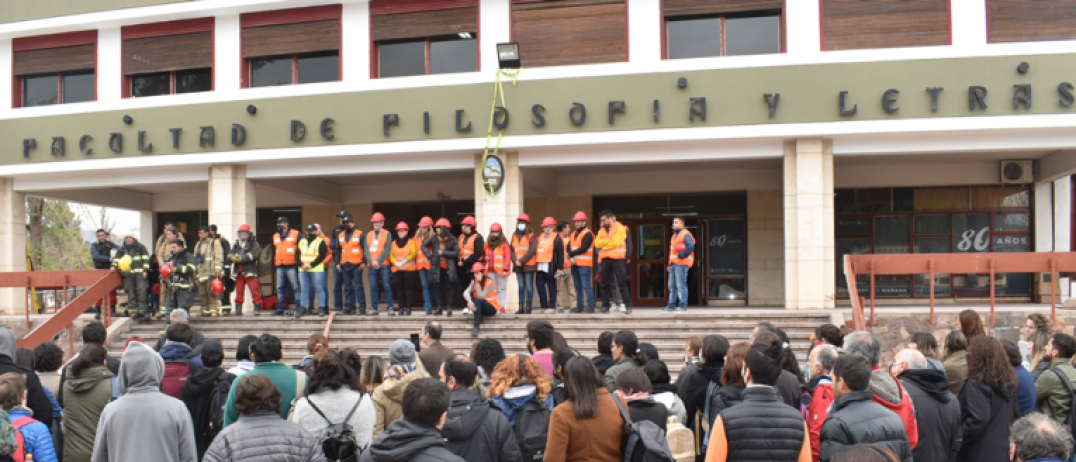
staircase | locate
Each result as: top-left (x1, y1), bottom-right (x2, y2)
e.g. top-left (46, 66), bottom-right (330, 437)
top-left (114, 311), bottom-right (834, 376)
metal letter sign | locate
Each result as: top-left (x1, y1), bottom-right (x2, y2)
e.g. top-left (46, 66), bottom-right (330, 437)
top-left (483, 155), bottom-right (505, 194)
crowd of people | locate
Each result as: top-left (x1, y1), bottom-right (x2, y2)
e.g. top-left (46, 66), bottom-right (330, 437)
top-left (0, 309), bottom-right (1073, 462)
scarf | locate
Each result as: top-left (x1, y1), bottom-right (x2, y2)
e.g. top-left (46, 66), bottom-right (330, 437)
top-left (385, 363), bottom-right (415, 381)
top-left (619, 391), bottom-right (651, 402)
top-left (393, 236), bottom-right (410, 248)
top-left (488, 233), bottom-right (506, 248)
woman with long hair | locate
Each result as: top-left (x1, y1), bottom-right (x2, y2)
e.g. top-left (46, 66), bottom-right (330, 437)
top-left (61, 344), bottom-right (114, 462)
top-left (604, 330), bottom-right (649, 392)
top-left (681, 334), bottom-right (730, 458)
top-left (1025, 313), bottom-right (1052, 338)
top-left (943, 330), bottom-right (969, 395)
top-left (414, 216), bottom-right (437, 315)
top-left (957, 337), bottom-right (1020, 462)
top-left (422, 218), bottom-right (459, 316)
top-left (290, 350), bottom-right (375, 451)
top-left (959, 309), bottom-right (987, 340)
top-left (297, 333), bottom-right (329, 370)
top-left (544, 357), bottom-right (626, 462)
top-left (358, 355), bottom-right (385, 397)
top-left (1026, 331), bottom-right (1051, 379)
top-left (389, 222), bottom-right (418, 316)
top-left (909, 332), bottom-right (946, 374)
top-left (489, 354), bottom-right (554, 426)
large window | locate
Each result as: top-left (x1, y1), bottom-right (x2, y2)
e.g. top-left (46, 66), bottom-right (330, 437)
top-left (371, 1), bottom-right (478, 78)
top-left (241, 5), bottom-right (341, 88)
top-left (663, 0), bottom-right (782, 59)
top-left (378, 36), bottom-right (477, 78)
top-left (21, 71), bottom-right (95, 107)
top-left (123, 19), bottom-right (214, 98)
top-left (131, 68), bottom-right (212, 97)
top-left (13, 31), bottom-right (97, 108)
top-left (250, 51), bottom-right (340, 87)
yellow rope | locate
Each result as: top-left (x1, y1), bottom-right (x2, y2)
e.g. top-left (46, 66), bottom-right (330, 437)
top-left (480, 68), bottom-right (521, 198)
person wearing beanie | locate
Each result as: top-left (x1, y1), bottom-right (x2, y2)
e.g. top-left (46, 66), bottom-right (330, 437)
top-left (371, 339), bottom-right (430, 438)
top-left (180, 339), bottom-right (237, 460)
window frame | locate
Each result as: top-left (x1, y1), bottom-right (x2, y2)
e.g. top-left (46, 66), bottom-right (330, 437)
top-left (121, 18), bottom-right (215, 99)
top-left (248, 51), bottom-right (341, 87)
top-left (129, 68), bottom-right (213, 98)
top-left (373, 34), bottom-right (479, 79)
top-left (12, 31), bottom-right (98, 108)
top-left (240, 5), bottom-right (343, 89)
top-left (369, 0), bottom-right (481, 79)
top-left (660, 1), bottom-right (786, 60)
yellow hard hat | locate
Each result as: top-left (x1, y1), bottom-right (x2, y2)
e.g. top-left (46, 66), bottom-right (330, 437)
top-left (116, 255), bottom-right (132, 273)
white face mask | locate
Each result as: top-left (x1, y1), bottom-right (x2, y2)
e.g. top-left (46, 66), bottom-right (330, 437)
top-left (517, 224), bottom-right (527, 232)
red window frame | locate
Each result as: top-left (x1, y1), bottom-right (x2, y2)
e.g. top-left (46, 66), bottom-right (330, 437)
top-left (240, 4), bottom-right (342, 88)
top-left (370, 0), bottom-right (481, 79)
top-left (12, 30), bottom-right (97, 108)
top-left (121, 17), bottom-right (214, 98)
top-left (659, 0), bottom-right (787, 60)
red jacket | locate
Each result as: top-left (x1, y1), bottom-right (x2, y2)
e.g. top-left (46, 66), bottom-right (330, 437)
top-left (807, 378), bottom-right (834, 462)
top-left (871, 366), bottom-right (919, 450)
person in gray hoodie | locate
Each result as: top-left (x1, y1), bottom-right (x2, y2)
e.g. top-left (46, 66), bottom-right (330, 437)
top-left (361, 378), bottom-right (463, 462)
top-left (90, 341), bottom-right (197, 462)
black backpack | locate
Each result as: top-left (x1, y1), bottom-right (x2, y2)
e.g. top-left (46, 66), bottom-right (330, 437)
top-left (307, 395), bottom-right (364, 462)
top-left (612, 396), bottom-right (676, 462)
top-left (204, 375), bottom-right (231, 442)
top-left (514, 396), bottom-right (551, 461)
top-left (1050, 368), bottom-right (1076, 451)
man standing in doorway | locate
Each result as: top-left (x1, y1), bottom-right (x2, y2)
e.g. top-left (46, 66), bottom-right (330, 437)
top-left (228, 224), bottom-right (261, 315)
top-left (568, 212), bottom-right (595, 313)
top-left (366, 212), bottom-right (393, 315)
top-left (112, 233), bottom-right (151, 318)
top-left (272, 217), bottom-right (301, 317)
top-left (337, 215), bottom-right (367, 315)
top-left (209, 225), bottom-right (234, 316)
top-left (663, 216), bottom-right (695, 313)
top-left (90, 229), bottom-right (118, 317)
top-left (193, 225), bottom-right (223, 317)
top-left (595, 210), bottom-right (631, 315)
top-left (329, 210), bottom-right (350, 313)
top-left (511, 214), bottom-right (537, 314)
top-left (457, 216), bottom-right (485, 306)
top-left (556, 221), bottom-right (576, 314)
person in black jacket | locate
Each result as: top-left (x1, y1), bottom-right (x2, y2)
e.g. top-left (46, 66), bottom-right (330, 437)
top-left (456, 217), bottom-right (485, 308)
top-left (592, 331), bottom-right (617, 375)
top-left (422, 219), bottom-right (459, 316)
top-left (682, 334), bottom-right (729, 459)
top-left (957, 336), bottom-right (1021, 462)
top-left (892, 349), bottom-right (962, 462)
top-left (180, 339), bottom-right (236, 460)
top-left (89, 229), bottom-right (118, 317)
top-left (113, 235), bottom-right (151, 318)
top-left (819, 355), bottom-right (912, 462)
top-left (439, 356), bottom-right (521, 462)
top-left (615, 368), bottom-right (668, 433)
top-left (361, 378), bottom-right (464, 462)
top-left (0, 328), bottom-right (53, 428)
top-left (162, 239), bottom-right (199, 317)
top-left (704, 342), bottom-right (749, 428)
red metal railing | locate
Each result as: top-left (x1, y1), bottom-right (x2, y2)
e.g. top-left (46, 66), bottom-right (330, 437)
top-left (845, 252), bottom-right (1076, 330)
top-left (0, 270), bottom-right (123, 349)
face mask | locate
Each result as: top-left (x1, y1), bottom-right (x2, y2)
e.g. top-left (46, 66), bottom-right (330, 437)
top-left (306, 233), bottom-right (316, 241)
top-left (517, 224), bottom-right (527, 232)
top-left (277, 225), bottom-right (285, 234)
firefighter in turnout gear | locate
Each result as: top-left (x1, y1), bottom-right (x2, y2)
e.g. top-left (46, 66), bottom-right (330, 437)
top-left (193, 225), bottom-right (224, 317)
top-left (228, 224), bottom-right (262, 316)
top-left (111, 234), bottom-right (150, 318)
top-left (210, 224), bottom-right (234, 315)
top-left (161, 239), bottom-right (198, 317)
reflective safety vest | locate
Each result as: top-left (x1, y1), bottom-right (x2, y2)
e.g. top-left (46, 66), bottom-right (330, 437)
top-left (561, 236), bottom-right (572, 270)
top-left (486, 242), bottom-right (511, 277)
top-left (365, 229), bottom-right (390, 264)
top-left (413, 236), bottom-right (430, 270)
top-left (298, 237), bottom-right (325, 272)
top-left (474, 278), bottom-right (501, 310)
top-left (669, 229), bottom-right (695, 267)
top-left (537, 233), bottom-right (557, 263)
top-left (597, 223), bottom-right (627, 260)
top-left (570, 229), bottom-right (594, 267)
top-left (512, 233), bottom-right (537, 267)
top-left (338, 229), bottom-right (364, 265)
top-left (391, 240), bottom-right (417, 272)
top-left (460, 233), bottom-right (478, 261)
top-left (273, 229), bottom-right (301, 266)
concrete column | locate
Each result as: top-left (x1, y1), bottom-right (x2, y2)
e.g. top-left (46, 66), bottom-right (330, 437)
top-left (138, 211), bottom-right (154, 247)
top-left (1035, 181), bottom-right (1054, 252)
top-left (785, 0), bottom-right (821, 55)
top-left (747, 190), bottom-right (784, 306)
top-left (951, 0), bottom-right (989, 50)
top-left (1055, 177), bottom-right (1072, 252)
top-left (96, 28), bottom-right (122, 103)
top-left (0, 39), bottom-right (12, 112)
top-left (475, 152), bottom-right (521, 310)
top-left (341, 3), bottom-right (371, 82)
top-left (628, 0), bottom-right (661, 63)
top-left (214, 15), bottom-right (242, 96)
top-left (783, 139), bottom-right (835, 309)
top-left (479, 0), bottom-right (512, 73)
top-left (0, 179), bottom-right (28, 315)
top-left (208, 165), bottom-right (256, 244)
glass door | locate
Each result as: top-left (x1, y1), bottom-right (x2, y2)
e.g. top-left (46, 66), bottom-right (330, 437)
top-left (632, 221), bottom-right (669, 307)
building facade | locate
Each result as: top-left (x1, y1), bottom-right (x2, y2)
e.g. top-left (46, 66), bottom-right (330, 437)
top-left (1, 0), bottom-right (1075, 313)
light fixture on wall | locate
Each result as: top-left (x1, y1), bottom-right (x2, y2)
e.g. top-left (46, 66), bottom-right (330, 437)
top-left (458, 32), bottom-right (473, 39)
top-left (497, 42), bottom-right (521, 69)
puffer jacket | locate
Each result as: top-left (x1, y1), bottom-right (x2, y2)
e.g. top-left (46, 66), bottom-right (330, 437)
top-left (360, 419), bottom-right (464, 462)
top-left (202, 411), bottom-right (326, 462)
top-left (422, 234), bottom-right (459, 284)
top-left (442, 388), bottom-right (522, 462)
top-left (957, 378), bottom-right (1020, 462)
top-left (900, 369), bottom-right (962, 462)
top-left (651, 389), bottom-right (687, 425)
top-left (706, 383), bottom-right (745, 427)
top-left (604, 358), bottom-right (643, 392)
top-left (371, 365), bottom-right (430, 438)
top-left (61, 364), bottom-right (113, 462)
top-left (9, 407), bottom-right (58, 462)
top-left (818, 390), bottom-right (912, 462)
top-left (491, 385), bottom-right (554, 427)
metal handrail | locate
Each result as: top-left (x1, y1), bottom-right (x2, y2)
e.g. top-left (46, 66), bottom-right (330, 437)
top-left (0, 270), bottom-right (123, 349)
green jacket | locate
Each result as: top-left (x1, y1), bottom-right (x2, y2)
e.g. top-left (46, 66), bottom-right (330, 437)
top-left (604, 358), bottom-right (643, 392)
top-left (1036, 358), bottom-right (1076, 423)
top-left (223, 362), bottom-right (306, 428)
top-left (62, 364), bottom-right (114, 462)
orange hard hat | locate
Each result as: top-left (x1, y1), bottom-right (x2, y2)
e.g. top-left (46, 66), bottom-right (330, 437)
top-left (396, 221), bottom-right (409, 231)
top-left (461, 216), bottom-right (477, 227)
top-left (471, 262), bottom-right (486, 273)
top-left (159, 263), bottom-right (172, 279)
top-left (541, 217), bottom-right (556, 227)
top-left (517, 214), bottom-right (531, 223)
top-left (436, 218), bottom-right (451, 228)
top-left (573, 211), bottom-right (588, 221)
top-left (237, 224), bottom-right (251, 233)
top-left (490, 223), bottom-right (503, 232)
top-left (370, 212), bottom-right (386, 222)
top-left (210, 279), bottom-right (224, 299)
top-left (419, 216), bottom-right (434, 227)
top-left (672, 242), bottom-right (686, 254)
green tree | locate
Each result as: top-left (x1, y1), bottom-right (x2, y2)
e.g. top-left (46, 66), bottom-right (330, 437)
top-left (27, 199), bottom-right (91, 271)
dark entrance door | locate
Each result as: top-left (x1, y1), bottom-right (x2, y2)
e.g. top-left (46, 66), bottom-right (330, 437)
top-left (627, 220), bottom-right (669, 307)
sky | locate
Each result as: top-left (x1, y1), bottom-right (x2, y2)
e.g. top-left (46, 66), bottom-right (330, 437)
top-left (73, 203), bottom-right (142, 242)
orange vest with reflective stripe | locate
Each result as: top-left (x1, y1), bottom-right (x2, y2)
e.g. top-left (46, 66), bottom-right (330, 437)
top-left (338, 229), bottom-right (364, 265)
top-left (561, 236), bottom-right (572, 269)
top-left (570, 229), bottom-right (594, 267)
top-left (391, 240), bottom-right (417, 272)
top-left (669, 229), bottom-right (695, 267)
top-left (512, 233), bottom-right (536, 267)
top-left (320, 232), bottom-right (333, 263)
top-left (366, 229), bottom-right (390, 263)
top-left (413, 236), bottom-right (430, 270)
top-left (273, 229), bottom-right (300, 266)
top-left (474, 278), bottom-right (501, 310)
top-left (597, 223), bottom-right (627, 260)
top-left (486, 242), bottom-right (511, 276)
top-left (537, 233), bottom-right (556, 263)
top-left (460, 233), bottom-right (478, 261)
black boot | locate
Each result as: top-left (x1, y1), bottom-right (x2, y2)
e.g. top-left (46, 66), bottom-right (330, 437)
top-left (446, 306), bottom-right (452, 316)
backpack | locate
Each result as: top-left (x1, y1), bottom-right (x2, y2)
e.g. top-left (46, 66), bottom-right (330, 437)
top-left (10, 416), bottom-right (35, 462)
top-left (514, 396), bottom-right (551, 461)
top-left (204, 375), bottom-right (232, 442)
top-left (306, 395), bottom-right (364, 462)
top-left (697, 382), bottom-right (718, 456)
top-left (161, 359), bottom-right (194, 399)
top-left (798, 384), bottom-right (813, 420)
top-left (665, 416), bottom-right (695, 462)
top-left (1049, 368), bottom-right (1076, 450)
top-left (612, 396), bottom-right (676, 462)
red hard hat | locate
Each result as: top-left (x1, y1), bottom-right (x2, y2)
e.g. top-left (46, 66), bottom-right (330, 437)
top-left (210, 279), bottom-right (224, 299)
top-left (436, 218), bottom-right (451, 228)
top-left (517, 214), bottom-right (531, 223)
top-left (159, 263), bottom-right (172, 279)
top-left (471, 262), bottom-right (486, 273)
top-left (490, 223), bottom-right (503, 232)
top-left (370, 212), bottom-right (386, 222)
top-left (672, 242), bottom-right (686, 254)
top-left (461, 216), bottom-right (477, 227)
top-left (541, 217), bottom-right (557, 227)
top-left (396, 221), bottom-right (409, 231)
top-left (237, 224), bottom-right (251, 233)
top-left (573, 211), bottom-right (588, 221)
top-left (419, 216), bottom-right (434, 227)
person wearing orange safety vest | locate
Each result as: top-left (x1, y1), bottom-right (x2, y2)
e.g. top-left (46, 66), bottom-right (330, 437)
top-left (389, 222), bottom-right (418, 316)
top-left (511, 214), bottom-right (538, 314)
top-left (414, 217), bottom-right (436, 314)
top-left (457, 216), bottom-right (486, 306)
top-left (336, 215), bottom-right (368, 315)
top-left (272, 217), bottom-right (302, 316)
top-left (463, 262), bottom-right (500, 336)
top-left (664, 216), bottom-right (695, 313)
top-left (556, 221), bottom-right (577, 313)
top-left (484, 223), bottom-right (512, 310)
top-left (568, 211), bottom-right (596, 313)
top-left (365, 212), bottom-right (395, 315)
top-left (534, 217), bottom-right (565, 315)
top-left (296, 223), bottom-right (329, 318)
top-left (594, 209), bottom-right (631, 315)
top-left (329, 210), bottom-right (350, 313)
top-left (422, 218), bottom-right (459, 316)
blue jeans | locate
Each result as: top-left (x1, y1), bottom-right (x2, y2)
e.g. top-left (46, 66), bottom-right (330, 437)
top-left (299, 270), bottom-right (327, 313)
top-left (275, 266), bottom-right (300, 312)
top-left (667, 264), bottom-right (688, 309)
top-left (516, 272), bottom-right (535, 303)
top-left (369, 265), bottom-right (394, 311)
top-left (419, 269), bottom-right (433, 313)
top-left (333, 265), bottom-right (344, 310)
top-left (340, 264), bottom-right (366, 312)
top-left (571, 266), bottom-right (595, 309)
